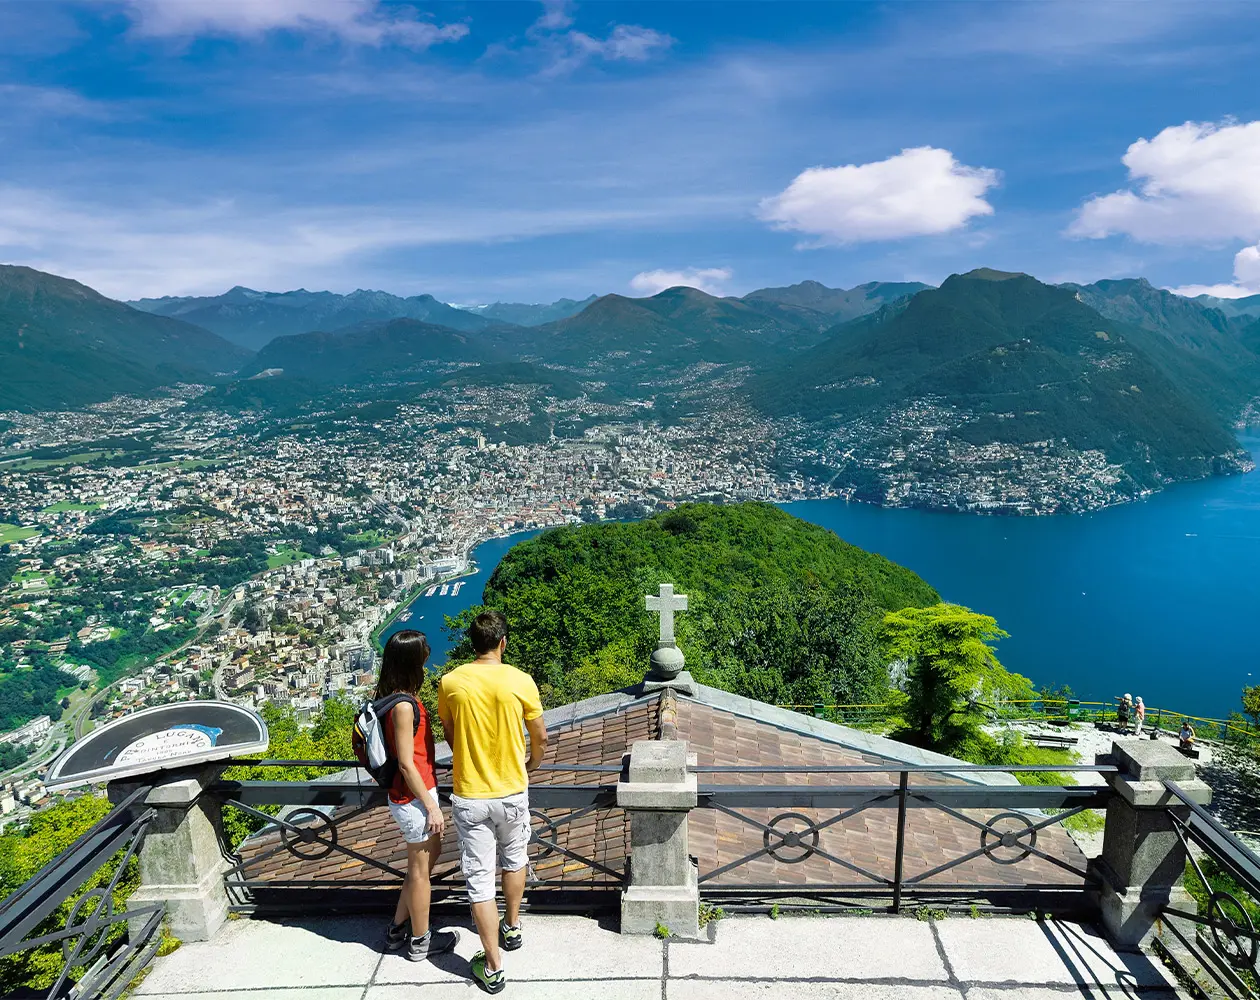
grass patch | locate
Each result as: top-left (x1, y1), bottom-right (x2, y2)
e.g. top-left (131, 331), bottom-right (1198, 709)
top-left (1010, 744), bottom-right (1076, 786)
top-left (267, 547), bottom-right (316, 569)
top-left (346, 529), bottom-right (389, 546)
top-left (0, 524), bottom-right (38, 545)
top-left (41, 501), bottom-right (101, 513)
top-left (1061, 809), bottom-right (1106, 834)
top-left (3, 450), bottom-right (118, 470)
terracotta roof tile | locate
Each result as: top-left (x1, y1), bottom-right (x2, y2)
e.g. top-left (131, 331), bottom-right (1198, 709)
top-left (232, 691), bottom-right (1090, 908)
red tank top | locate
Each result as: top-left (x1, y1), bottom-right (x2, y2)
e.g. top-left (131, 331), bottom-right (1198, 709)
top-left (381, 697), bottom-right (437, 805)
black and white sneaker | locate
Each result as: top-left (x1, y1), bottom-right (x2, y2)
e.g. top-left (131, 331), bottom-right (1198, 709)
top-left (385, 920), bottom-right (408, 952)
top-left (407, 928), bottom-right (458, 962)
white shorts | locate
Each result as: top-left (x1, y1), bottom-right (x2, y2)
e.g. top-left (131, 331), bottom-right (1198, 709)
top-left (389, 788), bottom-right (439, 845)
top-left (451, 791), bottom-right (531, 904)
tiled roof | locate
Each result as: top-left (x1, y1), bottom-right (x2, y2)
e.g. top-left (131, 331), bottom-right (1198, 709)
top-left (231, 687), bottom-right (1088, 908)
top-left (232, 694), bottom-right (654, 899)
top-left (674, 695), bottom-right (1088, 895)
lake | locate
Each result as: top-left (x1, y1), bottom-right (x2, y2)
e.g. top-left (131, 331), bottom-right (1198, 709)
top-left (383, 435), bottom-right (1260, 720)
top-left (378, 530), bottom-right (541, 666)
top-left (781, 434), bottom-right (1260, 720)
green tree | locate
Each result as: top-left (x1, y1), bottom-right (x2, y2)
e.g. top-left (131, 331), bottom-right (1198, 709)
top-left (1242, 684), bottom-right (1260, 729)
top-left (219, 696), bottom-right (358, 848)
top-left (0, 795), bottom-right (137, 994)
top-left (693, 584), bottom-right (888, 707)
top-left (442, 503), bottom-right (938, 708)
top-left (882, 603), bottom-right (1030, 753)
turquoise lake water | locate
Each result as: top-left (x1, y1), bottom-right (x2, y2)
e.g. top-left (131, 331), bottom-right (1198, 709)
top-left (384, 434), bottom-right (1260, 719)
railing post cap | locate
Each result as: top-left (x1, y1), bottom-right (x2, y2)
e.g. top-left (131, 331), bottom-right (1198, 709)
top-left (1099, 739), bottom-right (1196, 783)
top-left (627, 740), bottom-right (689, 783)
top-left (106, 763), bottom-right (226, 807)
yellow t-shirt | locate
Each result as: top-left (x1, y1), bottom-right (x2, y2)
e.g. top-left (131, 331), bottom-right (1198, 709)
top-left (438, 661), bottom-right (544, 799)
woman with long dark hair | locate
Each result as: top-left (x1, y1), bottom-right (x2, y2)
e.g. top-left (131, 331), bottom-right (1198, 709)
top-left (376, 630), bottom-right (456, 961)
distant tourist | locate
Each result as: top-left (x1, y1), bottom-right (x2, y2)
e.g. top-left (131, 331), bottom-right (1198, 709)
top-left (1179, 719), bottom-right (1196, 750)
top-left (1117, 693), bottom-right (1132, 730)
top-left (439, 610), bottom-right (548, 995)
top-left (1134, 696), bottom-right (1146, 736)
top-left (373, 631), bottom-right (456, 962)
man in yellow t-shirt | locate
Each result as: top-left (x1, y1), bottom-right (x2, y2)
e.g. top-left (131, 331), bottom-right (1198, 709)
top-left (438, 610), bottom-right (546, 994)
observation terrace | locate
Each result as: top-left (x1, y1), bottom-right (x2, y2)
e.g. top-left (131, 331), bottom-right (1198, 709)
top-left (3, 586), bottom-right (1258, 1000)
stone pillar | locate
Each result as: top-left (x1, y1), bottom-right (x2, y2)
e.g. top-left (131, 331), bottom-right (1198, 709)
top-left (1088, 740), bottom-right (1212, 951)
top-left (617, 739), bottom-right (700, 939)
top-left (108, 766), bottom-right (230, 943)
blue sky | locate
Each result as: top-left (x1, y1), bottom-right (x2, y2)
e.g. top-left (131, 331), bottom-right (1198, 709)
top-left (2, 0), bottom-right (1259, 303)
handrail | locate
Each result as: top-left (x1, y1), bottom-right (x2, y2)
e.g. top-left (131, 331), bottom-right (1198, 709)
top-left (692, 764), bottom-right (1118, 774)
top-left (1164, 779), bottom-right (1260, 897)
top-left (221, 759), bottom-right (623, 773)
top-left (0, 785), bottom-right (151, 945)
top-left (0, 785), bottom-right (164, 1000)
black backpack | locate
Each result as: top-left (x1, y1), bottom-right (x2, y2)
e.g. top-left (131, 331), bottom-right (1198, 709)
top-left (352, 693), bottom-right (421, 789)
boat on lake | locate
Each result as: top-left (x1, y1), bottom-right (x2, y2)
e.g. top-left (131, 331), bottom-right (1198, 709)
top-left (440, 583), bottom-right (450, 595)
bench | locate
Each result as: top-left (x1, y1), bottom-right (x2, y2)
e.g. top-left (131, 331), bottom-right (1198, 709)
top-left (1031, 734), bottom-right (1079, 749)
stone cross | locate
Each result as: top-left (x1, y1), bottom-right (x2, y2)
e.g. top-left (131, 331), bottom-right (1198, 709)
top-left (646, 583), bottom-right (688, 646)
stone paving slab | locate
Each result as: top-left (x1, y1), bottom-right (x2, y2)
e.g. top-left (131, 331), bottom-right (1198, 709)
top-left (374, 914), bottom-right (663, 984)
top-left (933, 918), bottom-right (1176, 989)
top-left (368, 982), bottom-right (660, 999)
top-left (133, 912), bottom-right (1185, 999)
top-left (668, 916), bottom-right (949, 981)
top-left (145, 987), bottom-right (367, 992)
top-left (669, 984), bottom-right (961, 999)
top-left (134, 915), bottom-right (381, 994)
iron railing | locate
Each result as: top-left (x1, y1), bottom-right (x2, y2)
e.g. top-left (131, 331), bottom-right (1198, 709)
top-left (210, 762), bottom-right (625, 914)
top-left (1159, 778), bottom-right (1260, 999)
top-left (691, 764), bottom-right (1117, 912)
top-left (0, 786), bottom-right (164, 1000)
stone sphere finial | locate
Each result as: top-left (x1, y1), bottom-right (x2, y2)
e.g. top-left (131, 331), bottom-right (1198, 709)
top-left (649, 643), bottom-right (686, 681)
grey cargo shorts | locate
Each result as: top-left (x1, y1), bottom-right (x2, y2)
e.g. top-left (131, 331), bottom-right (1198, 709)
top-left (450, 791), bottom-right (530, 903)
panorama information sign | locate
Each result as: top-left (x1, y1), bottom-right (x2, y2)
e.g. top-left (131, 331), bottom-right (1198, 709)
top-left (47, 701), bottom-right (269, 790)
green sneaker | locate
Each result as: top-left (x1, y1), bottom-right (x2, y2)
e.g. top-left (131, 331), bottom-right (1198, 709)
top-left (471, 950), bottom-right (506, 994)
top-left (500, 917), bottom-right (523, 952)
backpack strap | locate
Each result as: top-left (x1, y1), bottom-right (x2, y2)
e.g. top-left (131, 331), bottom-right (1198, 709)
top-left (373, 693), bottom-right (421, 734)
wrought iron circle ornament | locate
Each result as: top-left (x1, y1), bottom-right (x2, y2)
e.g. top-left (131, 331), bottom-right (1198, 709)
top-left (1208, 890), bottom-right (1260, 969)
top-left (529, 809), bottom-right (559, 858)
top-left (980, 811), bottom-right (1037, 865)
top-left (763, 812), bottom-right (821, 864)
top-left (62, 887), bottom-right (116, 965)
top-left (280, 809), bottom-right (339, 860)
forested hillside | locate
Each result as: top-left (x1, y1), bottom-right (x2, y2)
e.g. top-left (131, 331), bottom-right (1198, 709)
top-left (0, 265), bottom-right (249, 410)
top-left (750, 269), bottom-right (1257, 489)
top-left (448, 503), bottom-right (939, 707)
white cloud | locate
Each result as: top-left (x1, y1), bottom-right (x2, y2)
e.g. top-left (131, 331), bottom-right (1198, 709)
top-left (0, 185), bottom-right (739, 299)
top-left (569, 25), bottom-right (673, 61)
top-left (505, 5), bottom-right (673, 75)
top-left (1073, 121), bottom-right (1260, 299)
top-left (123, 0), bottom-right (469, 48)
top-left (759, 147), bottom-right (999, 245)
top-left (1169, 243), bottom-right (1260, 299)
top-left (629, 267), bottom-right (732, 296)
top-left (1069, 120), bottom-right (1260, 244)
top-left (532, 1), bottom-right (574, 33)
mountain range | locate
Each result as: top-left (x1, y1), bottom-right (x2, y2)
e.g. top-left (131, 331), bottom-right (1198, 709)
top-left (7, 262), bottom-right (1260, 502)
top-left (452, 295), bottom-right (599, 327)
top-left (129, 286), bottom-right (501, 351)
top-left (0, 265), bottom-right (248, 411)
top-left (751, 269), bottom-right (1259, 488)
